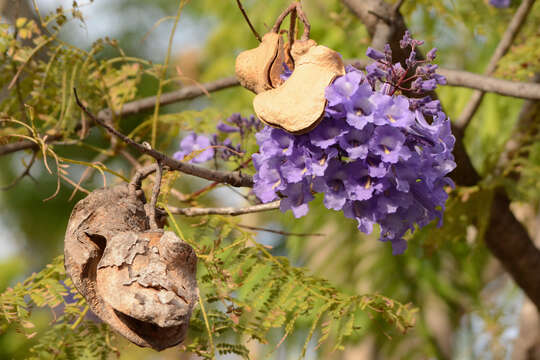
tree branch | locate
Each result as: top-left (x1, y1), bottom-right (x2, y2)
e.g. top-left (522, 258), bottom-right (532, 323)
top-left (167, 201), bottom-right (280, 217)
top-left (74, 88), bottom-right (254, 188)
top-left (347, 59), bottom-right (540, 100)
top-left (101, 76), bottom-right (239, 120)
top-left (0, 133), bottom-right (62, 156)
top-left (456, 0), bottom-right (536, 128)
top-left (2, 66), bottom-right (539, 158)
top-left (437, 68), bottom-right (540, 100)
top-left (0, 150), bottom-right (37, 190)
top-left (484, 190), bottom-right (540, 309)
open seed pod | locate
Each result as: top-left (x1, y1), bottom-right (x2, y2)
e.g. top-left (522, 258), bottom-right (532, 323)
top-left (64, 184), bottom-right (198, 351)
top-left (235, 32), bottom-right (286, 94)
top-left (253, 39), bottom-right (345, 134)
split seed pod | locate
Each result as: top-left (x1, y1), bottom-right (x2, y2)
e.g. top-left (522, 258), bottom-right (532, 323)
top-left (64, 184), bottom-right (197, 351)
top-left (253, 39), bottom-right (345, 134)
top-left (235, 3), bottom-right (346, 134)
top-left (235, 32), bottom-right (286, 94)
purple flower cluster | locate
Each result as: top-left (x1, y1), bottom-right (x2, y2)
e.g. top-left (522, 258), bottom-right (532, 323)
top-left (489, 0), bottom-right (510, 8)
top-left (213, 113), bottom-right (263, 160)
top-left (252, 34), bottom-right (456, 254)
top-left (174, 113), bottom-right (261, 163)
top-left (173, 132), bottom-right (214, 163)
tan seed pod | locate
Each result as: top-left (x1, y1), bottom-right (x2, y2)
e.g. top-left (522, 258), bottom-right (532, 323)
top-left (253, 40), bottom-right (346, 134)
top-left (235, 32), bottom-right (286, 94)
top-left (64, 184), bottom-right (197, 351)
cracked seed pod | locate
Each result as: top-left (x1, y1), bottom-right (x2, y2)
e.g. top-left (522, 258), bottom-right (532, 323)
top-left (235, 32), bottom-right (286, 94)
top-left (64, 184), bottom-right (197, 351)
top-left (253, 39), bottom-right (345, 134)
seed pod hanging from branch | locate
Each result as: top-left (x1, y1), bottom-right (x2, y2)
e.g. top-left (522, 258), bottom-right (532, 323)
top-left (235, 2), bottom-right (345, 134)
top-left (64, 165), bottom-right (198, 351)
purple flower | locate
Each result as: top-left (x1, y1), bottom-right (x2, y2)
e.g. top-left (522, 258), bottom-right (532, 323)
top-left (366, 47), bottom-right (385, 61)
top-left (312, 159), bottom-right (350, 210)
top-left (490, 0), bottom-right (510, 8)
top-left (281, 148), bottom-right (310, 183)
top-left (258, 127), bottom-right (295, 157)
top-left (309, 117), bottom-right (348, 149)
top-left (338, 125), bottom-right (373, 160)
top-left (213, 113), bottom-right (263, 160)
top-left (308, 146), bottom-right (338, 176)
top-left (371, 94), bottom-right (414, 128)
top-left (326, 67), bottom-right (371, 117)
top-left (370, 125), bottom-right (411, 163)
top-left (253, 153), bottom-right (285, 203)
top-left (251, 33), bottom-right (455, 255)
top-left (365, 62), bottom-right (386, 84)
top-left (173, 132), bottom-right (214, 163)
top-left (280, 180), bottom-right (314, 218)
top-left (325, 68), bottom-right (364, 107)
top-left (345, 161), bottom-right (377, 202)
top-left (217, 121), bottom-right (239, 133)
top-left (426, 48), bottom-right (437, 61)
top-left (343, 200), bottom-right (376, 234)
top-left (400, 31), bottom-right (412, 49)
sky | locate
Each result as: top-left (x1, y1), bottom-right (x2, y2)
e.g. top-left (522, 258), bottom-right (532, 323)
top-left (36, 0), bottom-right (209, 62)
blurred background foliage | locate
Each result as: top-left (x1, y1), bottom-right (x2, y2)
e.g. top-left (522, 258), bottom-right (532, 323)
top-left (0, 0), bottom-right (539, 359)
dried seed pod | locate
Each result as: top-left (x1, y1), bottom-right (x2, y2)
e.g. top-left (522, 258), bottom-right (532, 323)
top-left (253, 40), bottom-right (345, 134)
top-left (64, 184), bottom-right (197, 351)
top-left (235, 32), bottom-right (286, 94)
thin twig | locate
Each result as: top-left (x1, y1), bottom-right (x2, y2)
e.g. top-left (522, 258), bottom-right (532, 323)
top-left (235, 0), bottom-right (262, 42)
top-left (168, 201), bottom-right (280, 217)
top-left (128, 163), bottom-right (158, 195)
top-left (58, 173), bottom-right (90, 195)
top-left (74, 88), bottom-right (254, 188)
top-left (197, 288), bottom-right (215, 358)
top-left (457, 0), bottom-right (537, 128)
top-left (121, 150), bottom-right (190, 202)
top-left (148, 161), bottom-right (163, 230)
top-left (272, 2), bottom-right (311, 40)
top-left (0, 151), bottom-right (37, 190)
top-left (186, 157), bottom-right (252, 201)
top-left (237, 224), bottom-right (325, 237)
top-left (68, 150), bottom-right (112, 201)
top-left (288, 6), bottom-right (297, 42)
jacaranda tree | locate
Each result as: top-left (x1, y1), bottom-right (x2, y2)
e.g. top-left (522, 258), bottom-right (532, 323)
top-left (0, 0), bottom-right (539, 359)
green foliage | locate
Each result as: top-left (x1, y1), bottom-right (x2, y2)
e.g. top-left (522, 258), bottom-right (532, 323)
top-left (165, 215), bottom-right (416, 358)
top-left (0, 256), bottom-right (117, 359)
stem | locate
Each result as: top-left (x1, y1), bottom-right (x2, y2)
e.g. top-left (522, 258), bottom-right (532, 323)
top-left (151, 0), bottom-right (187, 147)
top-left (148, 161), bottom-right (163, 230)
top-left (70, 305), bottom-right (89, 330)
top-left (198, 288), bottom-right (215, 358)
top-left (235, 0), bottom-right (262, 42)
